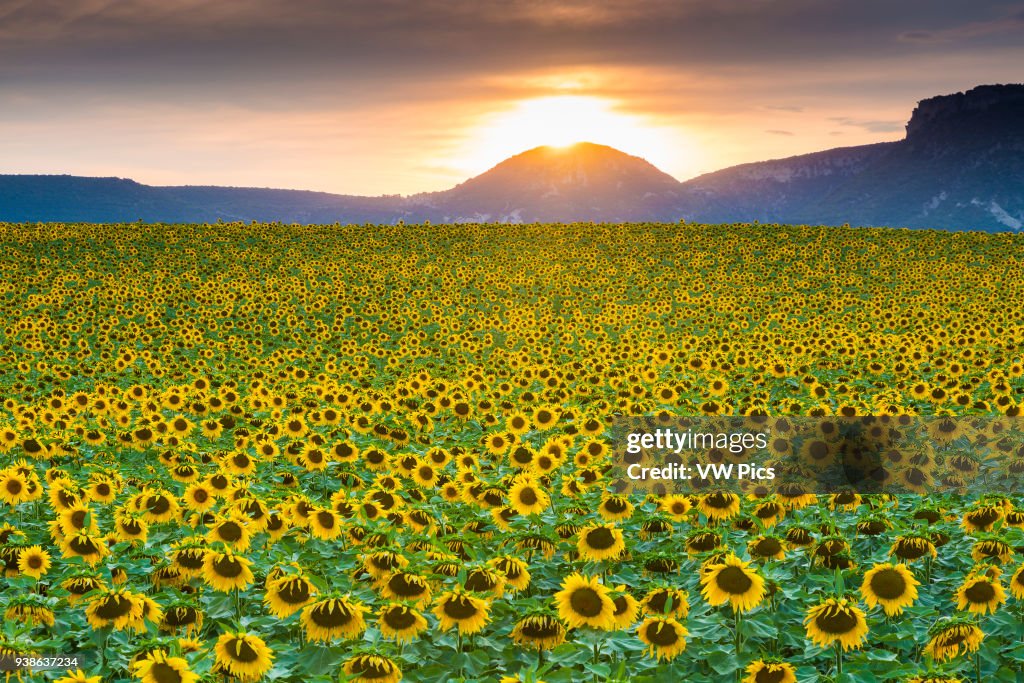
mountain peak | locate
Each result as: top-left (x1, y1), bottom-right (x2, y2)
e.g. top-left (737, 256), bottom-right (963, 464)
top-left (905, 83), bottom-right (1024, 143)
top-left (435, 142), bottom-right (681, 222)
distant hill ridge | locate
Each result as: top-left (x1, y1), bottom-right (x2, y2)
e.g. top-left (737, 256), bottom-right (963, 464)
top-left (1, 83), bottom-right (1022, 231)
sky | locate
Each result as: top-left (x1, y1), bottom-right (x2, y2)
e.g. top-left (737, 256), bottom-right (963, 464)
top-left (1, 0), bottom-right (1022, 195)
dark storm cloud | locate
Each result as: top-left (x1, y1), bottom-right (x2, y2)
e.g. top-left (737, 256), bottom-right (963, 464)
top-left (0, 0), bottom-right (1020, 93)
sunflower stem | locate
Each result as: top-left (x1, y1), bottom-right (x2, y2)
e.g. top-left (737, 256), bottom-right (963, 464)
top-left (734, 609), bottom-right (743, 682)
top-left (835, 643), bottom-right (843, 681)
top-left (976, 651), bottom-right (981, 683)
top-left (592, 637), bottom-right (601, 683)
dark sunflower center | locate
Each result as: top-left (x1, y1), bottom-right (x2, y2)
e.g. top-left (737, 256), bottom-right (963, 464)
top-left (213, 556), bottom-right (243, 578)
top-left (521, 618), bottom-right (561, 638)
top-left (316, 512), bottom-right (335, 529)
top-left (585, 527), bottom-right (617, 550)
top-left (192, 489), bottom-right (209, 503)
top-left (645, 621), bottom-right (680, 646)
top-left (753, 538), bottom-right (782, 557)
top-left (311, 601), bottom-right (354, 627)
top-left (218, 522), bottom-right (243, 542)
top-left (689, 533), bottom-right (718, 551)
top-left (176, 550), bottom-right (205, 569)
top-left (706, 493), bottom-right (732, 508)
top-left (278, 579), bottom-right (310, 604)
top-left (349, 657), bottom-right (393, 679)
top-left (69, 536), bottom-right (100, 554)
top-left (147, 496), bottom-right (170, 515)
top-left (443, 595), bottom-right (481, 620)
top-left (869, 569), bottom-right (907, 600)
top-left (716, 566), bottom-right (754, 594)
top-left (809, 442), bottom-right (829, 459)
top-left (815, 608), bottom-right (858, 634)
top-left (388, 574), bottom-right (426, 597)
top-left (964, 580), bottom-right (996, 603)
top-left (27, 555), bottom-right (43, 569)
top-left (95, 595), bottom-right (133, 619)
top-left (894, 539), bottom-right (930, 559)
top-left (967, 509), bottom-right (1000, 527)
top-left (6, 480), bottom-right (23, 494)
top-left (604, 498), bottom-right (628, 513)
top-left (165, 607), bottom-right (198, 626)
top-left (754, 668), bottom-right (788, 683)
top-left (518, 488), bottom-right (538, 506)
top-left (465, 572), bottom-right (499, 592)
top-left (150, 661), bottom-right (184, 683)
top-left (226, 639), bottom-right (259, 663)
top-left (383, 607), bottom-right (418, 630)
top-left (569, 587), bottom-right (605, 617)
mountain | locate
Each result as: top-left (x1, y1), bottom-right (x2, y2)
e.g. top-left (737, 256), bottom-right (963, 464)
top-left (675, 84), bottom-right (1024, 230)
top-left (1, 84), bottom-right (1022, 230)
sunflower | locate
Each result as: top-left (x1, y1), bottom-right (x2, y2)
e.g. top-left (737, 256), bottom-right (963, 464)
top-left (954, 572), bottom-right (1006, 614)
top-left (597, 494), bottom-right (634, 522)
top-left (640, 586), bottom-right (690, 618)
top-left (961, 504), bottom-right (1004, 533)
top-left (159, 604), bottom-right (204, 635)
top-left (202, 549), bottom-right (255, 592)
top-left (131, 650), bottom-right (199, 683)
top-left (489, 556), bottom-right (531, 593)
top-left (342, 654), bottom-right (403, 683)
top-left (1010, 563), bottom-right (1024, 599)
top-left (378, 603), bottom-right (429, 644)
top-left (264, 574), bottom-right (317, 618)
top-left (699, 491), bottom-right (741, 520)
top-left (206, 515), bottom-right (253, 551)
top-left (860, 563), bottom-right (919, 616)
top-left (577, 523), bottom-right (625, 562)
top-left (804, 597), bottom-right (869, 651)
top-left (923, 619), bottom-right (985, 661)
top-left (17, 545), bottom-right (51, 579)
top-left (182, 482), bottom-right (216, 512)
top-left (61, 531), bottom-right (108, 566)
top-left (308, 508), bottom-right (344, 540)
top-left (609, 585), bottom-right (640, 628)
top-left (700, 555), bottom-right (766, 613)
top-left (656, 494), bottom-right (692, 522)
top-left (114, 514), bottom-right (149, 545)
top-left (213, 631), bottom-right (274, 682)
top-left (743, 659), bottom-right (798, 683)
top-left (511, 613), bottom-right (567, 650)
top-left (378, 571), bottom-right (432, 606)
top-left (637, 616), bottom-right (688, 661)
top-left (507, 477), bottom-right (549, 516)
top-left (301, 596), bottom-right (369, 642)
top-left (0, 471), bottom-right (31, 506)
top-left (554, 573), bottom-right (616, 630)
top-left (747, 535), bottom-right (786, 561)
top-left (889, 534), bottom-right (937, 562)
top-left (85, 588), bottom-right (144, 631)
top-left (61, 574), bottom-right (107, 604)
top-left (971, 538), bottom-right (1013, 564)
top-left (433, 588), bottom-right (491, 634)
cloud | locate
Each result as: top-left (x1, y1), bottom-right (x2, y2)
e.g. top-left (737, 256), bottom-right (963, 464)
top-left (829, 117), bottom-right (905, 133)
top-left (765, 129), bottom-right (795, 136)
top-left (899, 7), bottom-right (1024, 43)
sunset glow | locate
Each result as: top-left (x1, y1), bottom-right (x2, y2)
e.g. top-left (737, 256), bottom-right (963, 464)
top-left (454, 95), bottom-right (689, 178)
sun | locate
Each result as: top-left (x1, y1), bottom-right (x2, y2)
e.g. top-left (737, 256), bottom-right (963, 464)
top-left (456, 95), bottom-right (682, 175)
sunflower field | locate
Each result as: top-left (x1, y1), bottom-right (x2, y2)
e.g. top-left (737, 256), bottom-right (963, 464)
top-left (1, 221), bottom-right (1023, 683)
